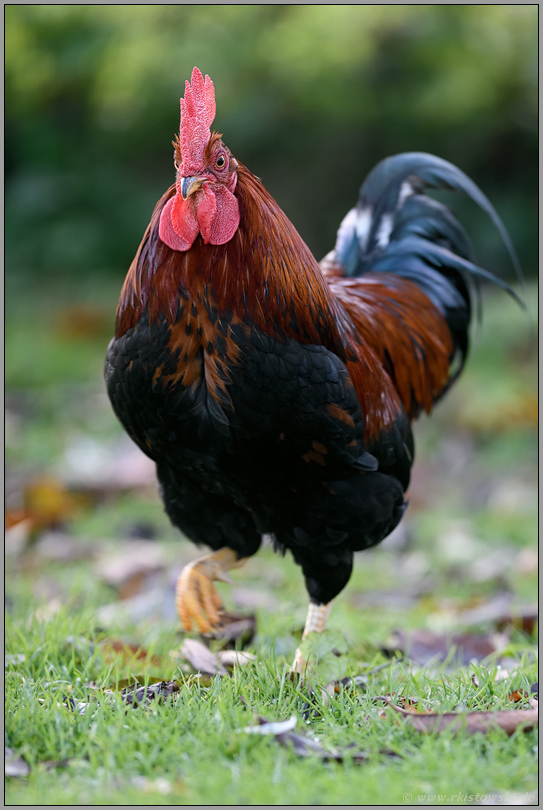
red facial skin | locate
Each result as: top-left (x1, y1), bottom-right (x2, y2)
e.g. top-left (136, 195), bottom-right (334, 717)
top-left (159, 68), bottom-right (240, 252)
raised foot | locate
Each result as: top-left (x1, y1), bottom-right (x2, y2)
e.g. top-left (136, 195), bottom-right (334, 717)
top-left (175, 548), bottom-right (247, 634)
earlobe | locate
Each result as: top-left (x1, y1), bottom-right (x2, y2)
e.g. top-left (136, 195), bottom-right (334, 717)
top-left (196, 185), bottom-right (218, 244)
top-left (227, 172), bottom-right (238, 193)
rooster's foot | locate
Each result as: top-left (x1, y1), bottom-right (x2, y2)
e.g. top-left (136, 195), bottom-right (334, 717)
top-left (176, 547), bottom-right (247, 633)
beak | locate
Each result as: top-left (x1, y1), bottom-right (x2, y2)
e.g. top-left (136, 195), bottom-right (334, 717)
top-left (180, 175), bottom-right (207, 200)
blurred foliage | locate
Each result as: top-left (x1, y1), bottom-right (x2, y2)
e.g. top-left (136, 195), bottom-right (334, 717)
top-left (5, 5), bottom-right (538, 292)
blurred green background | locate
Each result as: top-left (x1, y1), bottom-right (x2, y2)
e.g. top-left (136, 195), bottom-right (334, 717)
top-left (5, 4), bottom-right (538, 294)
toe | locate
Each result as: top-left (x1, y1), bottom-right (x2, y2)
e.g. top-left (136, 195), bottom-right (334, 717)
top-left (199, 574), bottom-right (222, 627)
top-left (176, 565), bottom-right (222, 634)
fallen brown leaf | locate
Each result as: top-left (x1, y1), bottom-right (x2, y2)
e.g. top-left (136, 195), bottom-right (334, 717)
top-left (216, 650), bottom-right (256, 669)
top-left (508, 690), bottom-right (530, 704)
top-left (397, 696), bottom-right (432, 714)
top-left (63, 680), bottom-right (183, 715)
top-left (376, 695), bottom-right (538, 736)
top-left (239, 711), bottom-right (399, 763)
top-left (456, 596), bottom-right (538, 636)
top-left (119, 680), bottom-right (181, 707)
top-left (382, 628), bottom-right (507, 667)
top-left (180, 638), bottom-right (225, 675)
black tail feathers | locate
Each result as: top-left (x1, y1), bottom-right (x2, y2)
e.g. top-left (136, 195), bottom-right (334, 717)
top-left (331, 152), bottom-right (524, 390)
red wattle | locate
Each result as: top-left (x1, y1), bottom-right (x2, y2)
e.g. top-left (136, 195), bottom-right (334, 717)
top-left (158, 185), bottom-right (240, 252)
top-left (196, 185), bottom-right (217, 244)
top-left (159, 196), bottom-right (199, 252)
top-left (207, 185), bottom-right (240, 245)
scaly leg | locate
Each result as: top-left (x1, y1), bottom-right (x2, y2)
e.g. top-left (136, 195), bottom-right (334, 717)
top-left (291, 600), bottom-right (334, 675)
top-left (176, 547), bottom-right (248, 633)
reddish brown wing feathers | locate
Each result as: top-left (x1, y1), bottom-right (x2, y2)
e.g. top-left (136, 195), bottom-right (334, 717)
top-left (330, 273), bottom-right (454, 420)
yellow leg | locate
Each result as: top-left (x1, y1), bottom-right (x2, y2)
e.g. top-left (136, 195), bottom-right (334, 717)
top-left (291, 600), bottom-right (334, 675)
top-left (176, 547), bottom-right (248, 633)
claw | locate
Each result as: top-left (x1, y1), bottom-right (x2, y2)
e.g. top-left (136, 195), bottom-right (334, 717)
top-left (175, 548), bottom-right (247, 633)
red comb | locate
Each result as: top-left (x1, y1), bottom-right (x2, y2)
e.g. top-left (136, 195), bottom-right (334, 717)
top-left (179, 67), bottom-right (216, 175)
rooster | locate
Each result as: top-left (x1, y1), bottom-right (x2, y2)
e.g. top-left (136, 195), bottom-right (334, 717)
top-left (105, 68), bottom-right (520, 672)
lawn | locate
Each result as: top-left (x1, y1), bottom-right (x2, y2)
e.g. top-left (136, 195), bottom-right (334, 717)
top-left (5, 280), bottom-right (538, 806)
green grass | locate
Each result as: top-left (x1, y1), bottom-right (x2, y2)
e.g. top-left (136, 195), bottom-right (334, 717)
top-left (5, 601), bottom-right (539, 806)
top-left (5, 282), bottom-right (538, 805)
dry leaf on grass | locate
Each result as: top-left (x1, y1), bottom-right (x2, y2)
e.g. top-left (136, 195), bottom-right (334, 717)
top-left (507, 690), bottom-right (527, 703)
top-left (238, 709), bottom-right (399, 763)
top-left (446, 593), bottom-right (539, 635)
top-left (376, 695), bottom-right (538, 736)
top-left (180, 639), bottom-right (226, 675)
top-left (216, 650), bottom-right (256, 668)
top-left (382, 628), bottom-right (508, 667)
top-left (242, 716), bottom-right (298, 735)
top-left (63, 680), bottom-right (183, 715)
top-left (119, 680), bottom-right (181, 707)
top-left (456, 596), bottom-right (538, 635)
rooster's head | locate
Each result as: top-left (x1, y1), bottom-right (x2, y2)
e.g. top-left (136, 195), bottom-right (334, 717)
top-left (159, 67), bottom-right (240, 252)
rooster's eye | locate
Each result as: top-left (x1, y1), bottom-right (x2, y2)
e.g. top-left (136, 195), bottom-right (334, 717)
top-left (216, 155), bottom-right (226, 169)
